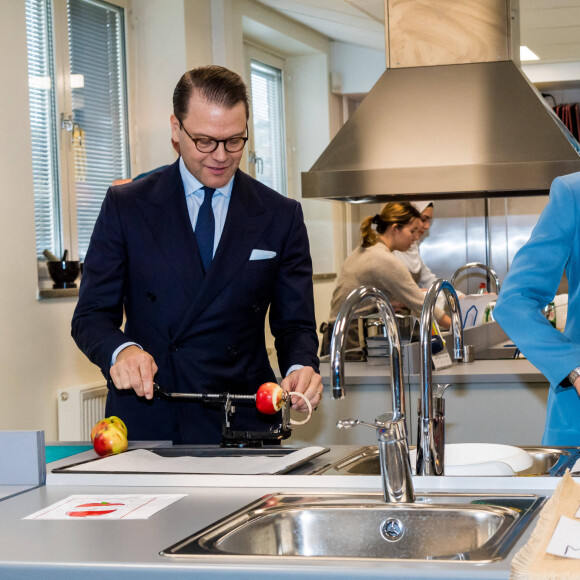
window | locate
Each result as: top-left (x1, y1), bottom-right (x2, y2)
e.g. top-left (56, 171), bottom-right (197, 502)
top-left (26, 0), bottom-right (129, 263)
top-left (249, 58), bottom-right (287, 196)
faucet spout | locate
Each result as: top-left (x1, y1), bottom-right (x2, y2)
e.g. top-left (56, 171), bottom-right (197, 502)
top-left (330, 286), bottom-right (404, 417)
top-left (450, 262), bottom-right (501, 294)
top-left (330, 286), bottom-right (414, 503)
top-left (416, 279), bottom-right (464, 476)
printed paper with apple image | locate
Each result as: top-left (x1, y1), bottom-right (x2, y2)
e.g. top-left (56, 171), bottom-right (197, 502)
top-left (23, 494), bottom-right (186, 520)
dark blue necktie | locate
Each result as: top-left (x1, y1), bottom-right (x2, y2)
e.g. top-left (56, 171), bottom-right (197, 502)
top-left (195, 187), bottom-right (215, 273)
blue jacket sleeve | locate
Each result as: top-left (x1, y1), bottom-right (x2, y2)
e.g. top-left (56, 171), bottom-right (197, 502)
top-left (494, 174), bottom-right (580, 390)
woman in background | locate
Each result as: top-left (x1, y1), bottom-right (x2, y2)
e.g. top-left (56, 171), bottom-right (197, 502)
top-left (321, 202), bottom-right (450, 354)
top-left (393, 201), bottom-right (437, 289)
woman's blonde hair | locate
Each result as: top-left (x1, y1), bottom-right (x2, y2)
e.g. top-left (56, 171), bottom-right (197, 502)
top-left (360, 202), bottom-right (421, 248)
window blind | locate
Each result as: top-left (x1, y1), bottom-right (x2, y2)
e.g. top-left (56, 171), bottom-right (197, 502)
top-left (68, 0), bottom-right (129, 258)
top-left (250, 60), bottom-right (287, 196)
top-left (26, 0), bottom-right (61, 258)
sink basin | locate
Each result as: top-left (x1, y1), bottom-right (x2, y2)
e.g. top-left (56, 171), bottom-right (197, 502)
top-left (161, 492), bottom-right (544, 562)
top-left (314, 445), bottom-right (579, 476)
top-left (408, 443), bottom-right (533, 475)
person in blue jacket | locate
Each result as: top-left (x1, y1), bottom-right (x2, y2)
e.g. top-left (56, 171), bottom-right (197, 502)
top-left (494, 172), bottom-right (580, 446)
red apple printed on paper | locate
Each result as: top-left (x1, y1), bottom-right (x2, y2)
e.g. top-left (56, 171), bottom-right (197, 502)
top-left (76, 502), bottom-right (125, 508)
top-left (66, 509), bottom-right (118, 517)
top-left (66, 501), bottom-right (125, 518)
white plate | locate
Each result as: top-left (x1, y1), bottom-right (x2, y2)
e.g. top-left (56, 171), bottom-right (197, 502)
top-left (409, 443), bottom-right (533, 476)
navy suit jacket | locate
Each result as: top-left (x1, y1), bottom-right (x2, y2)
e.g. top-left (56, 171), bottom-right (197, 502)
top-left (72, 160), bottom-right (319, 444)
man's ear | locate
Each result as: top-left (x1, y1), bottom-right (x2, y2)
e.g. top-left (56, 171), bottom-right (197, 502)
top-left (170, 114), bottom-right (180, 142)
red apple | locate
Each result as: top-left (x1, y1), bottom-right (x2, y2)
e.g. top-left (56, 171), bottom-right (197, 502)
top-left (91, 416), bottom-right (127, 442)
top-left (92, 421), bottom-right (128, 457)
top-left (256, 382), bottom-right (284, 414)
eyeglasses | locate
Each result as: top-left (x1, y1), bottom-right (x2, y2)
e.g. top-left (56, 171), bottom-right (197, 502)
top-left (177, 118), bottom-right (249, 153)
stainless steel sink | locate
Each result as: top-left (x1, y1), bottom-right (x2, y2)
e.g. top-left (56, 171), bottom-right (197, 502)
top-left (518, 446), bottom-right (579, 476)
top-left (312, 445), bottom-right (579, 476)
top-left (161, 492), bottom-right (544, 562)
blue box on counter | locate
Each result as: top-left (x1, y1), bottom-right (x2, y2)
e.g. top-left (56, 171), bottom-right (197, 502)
top-left (0, 430), bottom-right (46, 485)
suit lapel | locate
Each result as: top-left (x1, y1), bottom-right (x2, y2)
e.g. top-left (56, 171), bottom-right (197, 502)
top-left (174, 170), bottom-right (274, 335)
top-left (135, 161), bottom-right (204, 301)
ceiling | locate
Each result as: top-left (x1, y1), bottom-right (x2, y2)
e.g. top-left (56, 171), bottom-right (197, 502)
top-left (255, 0), bottom-right (580, 65)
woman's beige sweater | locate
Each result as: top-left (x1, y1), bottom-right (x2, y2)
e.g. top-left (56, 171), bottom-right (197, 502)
top-left (328, 242), bottom-right (446, 324)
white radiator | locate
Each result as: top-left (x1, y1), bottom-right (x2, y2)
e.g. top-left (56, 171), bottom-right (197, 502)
top-left (57, 382), bottom-right (108, 441)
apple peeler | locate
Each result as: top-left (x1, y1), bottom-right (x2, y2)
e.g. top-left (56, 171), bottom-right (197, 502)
top-left (153, 383), bottom-right (292, 447)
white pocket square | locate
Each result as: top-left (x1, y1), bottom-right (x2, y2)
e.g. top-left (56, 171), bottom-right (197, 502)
top-left (250, 249), bottom-right (276, 260)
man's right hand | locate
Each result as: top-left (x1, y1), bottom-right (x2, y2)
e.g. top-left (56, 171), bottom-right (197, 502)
top-left (110, 345), bottom-right (158, 399)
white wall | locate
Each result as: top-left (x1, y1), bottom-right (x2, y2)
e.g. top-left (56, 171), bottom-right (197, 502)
top-left (128, 0), bottom-right (216, 175)
top-left (523, 61), bottom-right (580, 85)
top-left (0, 0), bottom-right (104, 439)
top-left (128, 1), bottom-right (188, 173)
top-left (330, 42), bottom-right (385, 94)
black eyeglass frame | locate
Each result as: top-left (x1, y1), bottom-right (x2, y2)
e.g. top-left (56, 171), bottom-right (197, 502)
top-left (177, 118), bottom-right (249, 153)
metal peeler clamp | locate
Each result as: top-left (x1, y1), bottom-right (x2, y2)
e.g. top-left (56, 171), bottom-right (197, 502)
top-left (153, 383), bottom-right (292, 447)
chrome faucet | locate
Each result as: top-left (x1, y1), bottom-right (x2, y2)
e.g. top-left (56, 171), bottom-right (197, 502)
top-left (450, 262), bottom-right (501, 294)
top-left (331, 286), bottom-right (414, 503)
top-left (416, 279), bottom-right (464, 476)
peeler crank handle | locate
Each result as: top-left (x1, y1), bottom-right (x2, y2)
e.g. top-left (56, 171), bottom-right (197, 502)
top-left (152, 383), bottom-right (256, 401)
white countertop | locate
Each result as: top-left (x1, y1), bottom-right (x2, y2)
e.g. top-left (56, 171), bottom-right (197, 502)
top-left (0, 444), bottom-right (566, 579)
top-left (0, 485), bottom-right (37, 501)
top-left (45, 444), bottom-right (567, 491)
top-left (0, 482), bottom-right (543, 580)
top-left (0, 487), bottom-right (554, 576)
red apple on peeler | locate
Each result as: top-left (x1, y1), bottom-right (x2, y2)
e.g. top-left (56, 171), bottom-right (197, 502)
top-left (256, 382), bottom-right (284, 414)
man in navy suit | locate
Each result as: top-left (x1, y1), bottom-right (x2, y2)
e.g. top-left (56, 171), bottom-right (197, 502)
top-left (72, 65), bottom-right (322, 444)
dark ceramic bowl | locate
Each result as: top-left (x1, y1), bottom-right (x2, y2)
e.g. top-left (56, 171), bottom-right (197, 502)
top-left (47, 260), bottom-right (81, 289)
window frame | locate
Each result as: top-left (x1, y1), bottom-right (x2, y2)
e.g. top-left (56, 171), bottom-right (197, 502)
top-left (245, 43), bottom-right (289, 197)
top-left (27, 0), bottom-right (131, 287)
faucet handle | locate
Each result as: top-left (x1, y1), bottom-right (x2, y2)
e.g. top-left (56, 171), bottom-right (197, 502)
top-left (338, 415), bottom-right (408, 445)
top-left (433, 383), bottom-right (452, 398)
top-left (336, 418), bottom-right (380, 430)
top-left (338, 415), bottom-right (414, 503)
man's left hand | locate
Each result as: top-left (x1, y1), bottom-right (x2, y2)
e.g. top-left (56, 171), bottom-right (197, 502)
top-left (280, 366), bottom-right (323, 412)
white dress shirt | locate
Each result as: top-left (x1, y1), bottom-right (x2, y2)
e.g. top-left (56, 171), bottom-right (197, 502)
top-left (180, 156), bottom-right (233, 255)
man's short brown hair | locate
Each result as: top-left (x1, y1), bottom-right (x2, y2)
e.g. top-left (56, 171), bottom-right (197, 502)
top-left (173, 65), bottom-right (250, 121)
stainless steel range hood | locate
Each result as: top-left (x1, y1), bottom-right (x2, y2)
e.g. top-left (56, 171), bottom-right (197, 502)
top-left (301, 1), bottom-right (580, 202)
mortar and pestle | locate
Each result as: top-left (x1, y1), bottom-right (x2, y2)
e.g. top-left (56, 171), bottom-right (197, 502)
top-left (43, 249), bottom-right (81, 289)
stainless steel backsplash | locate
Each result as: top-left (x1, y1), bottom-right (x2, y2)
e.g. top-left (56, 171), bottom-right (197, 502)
top-left (350, 196), bottom-right (566, 296)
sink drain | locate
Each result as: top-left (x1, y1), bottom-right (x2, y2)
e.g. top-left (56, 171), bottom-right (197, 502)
top-left (380, 518), bottom-right (405, 542)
